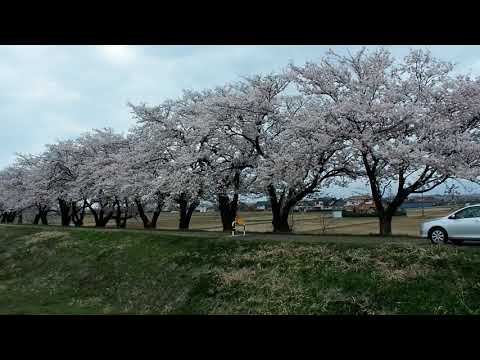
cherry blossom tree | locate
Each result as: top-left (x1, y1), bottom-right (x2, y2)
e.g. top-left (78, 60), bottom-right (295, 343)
top-left (128, 102), bottom-right (187, 229)
top-left (129, 92), bottom-right (210, 230)
top-left (0, 165), bottom-right (26, 224)
top-left (35, 139), bottom-right (88, 226)
top-left (203, 75), bottom-right (291, 231)
top-left (0, 153), bottom-right (56, 225)
top-left (198, 86), bottom-right (259, 231)
top-left (15, 153), bottom-right (57, 225)
top-left (206, 74), bottom-right (353, 232)
top-left (291, 48), bottom-right (480, 235)
top-left (256, 101), bottom-right (354, 232)
top-left (73, 128), bottom-right (130, 227)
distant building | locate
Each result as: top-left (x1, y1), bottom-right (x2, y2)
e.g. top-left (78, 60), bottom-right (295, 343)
top-left (344, 195), bottom-right (376, 213)
top-left (345, 195), bottom-right (373, 206)
top-left (294, 200), bottom-right (314, 212)
top-left (295, 197), bottom-right (343, 213)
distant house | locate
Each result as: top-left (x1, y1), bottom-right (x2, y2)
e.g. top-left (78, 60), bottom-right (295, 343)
top-left (295, 198), bottom-right (343, 213)
top-left (345, 195), bottom-right (372, 206)
top-left (314, 197), bottom-right (341, 210)
top-left (312, 200), bottom-right (328, 210)
top-left (294, 199), bottom-right (315, 212)
top-left (344, 195), bottom-right (376, 213)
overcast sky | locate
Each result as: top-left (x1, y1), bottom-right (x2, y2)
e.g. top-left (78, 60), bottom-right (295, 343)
top-left (2, 45), bottom-right (480, 197)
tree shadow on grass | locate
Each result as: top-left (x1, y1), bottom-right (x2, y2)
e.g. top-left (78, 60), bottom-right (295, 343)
top-left (453, 241), bottom-right (480, 247)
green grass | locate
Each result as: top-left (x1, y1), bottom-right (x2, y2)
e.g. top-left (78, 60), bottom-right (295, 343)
top-left (1, 224), bottom-right (480, 314)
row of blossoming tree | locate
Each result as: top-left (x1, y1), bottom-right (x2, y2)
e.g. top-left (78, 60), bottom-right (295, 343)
top-left (1, 48), bottom-right (480, 235)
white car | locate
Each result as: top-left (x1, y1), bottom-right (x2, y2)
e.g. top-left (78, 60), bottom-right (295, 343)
top-left (419, 204), bottom-right (480, 244)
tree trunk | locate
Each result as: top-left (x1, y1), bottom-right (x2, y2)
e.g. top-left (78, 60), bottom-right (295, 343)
top-left (116, 212), bottom-right (128, 228)
top-left (0, 213), bottom-right (6, 223)
top-left (135, 196), bottom-right (164, 229)
top-left (58, 199), bottom-right (71, 226)
top-left (17, 211), bottom-right (23, 225)
top-left (96, 209), bottom-right (114, 228)
top-left (40, 211), bottom-right (48, 225)
top-left (378, 214), bottom-right (393, 236)
top-left (179, 199), bottom-right (188, 230)
top-left (71, 200), bottom-right (86, 227)
top-left (135, 198), bottom-right (152, 228)
top-left (267, 185), bottom-right (294, 233)
top-left (114, 198), bottom-right (132, 229)
top-left (85, 201), bottom-right (114, 227)
top-left (271, 202), bottom-right (292, 233)
top-left (34, 206), bottom-right (48, 225)
top-left (33, 212), bottom-right (47, 225)
top-left (151, 210), bottom-right (161, 229)
top-left (178, 195), bottom-right (199, 230)
top-left (218, 193), bottom-right (239, 232)
top-left (88, 205), bottom-right (99, 226)
top-left (115, 199), bottom-right (122, 228)
top-left (6, 211), bottom-right (17, 224)
top-left (86, 201), bottom-right (113, 227)
top-left (265, 179), bottom-right (322, 234)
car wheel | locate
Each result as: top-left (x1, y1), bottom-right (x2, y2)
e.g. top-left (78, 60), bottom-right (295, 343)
top-left (429, 227), bottom-right (448, 244)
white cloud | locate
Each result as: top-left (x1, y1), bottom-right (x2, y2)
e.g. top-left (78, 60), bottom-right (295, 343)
top-left (96, 45), bottom-right (139, 66)
top-left (25, 80), bottom-right (82, 103)
top-left (458, 59), bottom-right (480, 76)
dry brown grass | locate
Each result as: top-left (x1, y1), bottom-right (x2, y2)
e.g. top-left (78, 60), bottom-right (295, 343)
top-left (217, 268), bottom-right (258, 286)
top-left (78, 206), bottom-right (456, 236)
top-left (23, 231), bottom-right (70, 246)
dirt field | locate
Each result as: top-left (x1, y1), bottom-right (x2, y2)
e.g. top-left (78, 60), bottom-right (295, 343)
top-left (77, 206), bottom-right (458, 236)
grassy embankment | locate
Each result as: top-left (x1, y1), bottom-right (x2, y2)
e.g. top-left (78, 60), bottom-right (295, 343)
top-left (1, 223), bottom-right (480, 314)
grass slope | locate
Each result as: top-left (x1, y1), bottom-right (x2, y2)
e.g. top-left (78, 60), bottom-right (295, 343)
top-left (1, 225), bottom-right (480, 314)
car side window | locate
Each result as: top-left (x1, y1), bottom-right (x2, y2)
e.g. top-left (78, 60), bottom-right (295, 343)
top-left (455, 207), bottom-right (480, 219)
top-left (470, 207), bottom-right (480, 218)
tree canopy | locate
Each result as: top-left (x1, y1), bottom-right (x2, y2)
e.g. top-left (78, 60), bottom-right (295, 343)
top-left (1, 48), bottom-right (480, 234)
